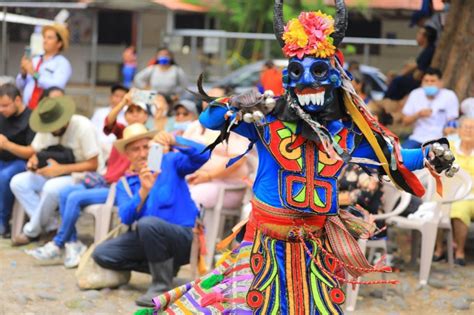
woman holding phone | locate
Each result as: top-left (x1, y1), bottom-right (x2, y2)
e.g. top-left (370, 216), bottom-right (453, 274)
top-left (16, 24), bottom-right (72, 109)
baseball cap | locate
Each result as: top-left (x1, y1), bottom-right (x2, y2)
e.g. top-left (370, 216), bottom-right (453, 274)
top-left (174, 99), bottom-right (198, 116)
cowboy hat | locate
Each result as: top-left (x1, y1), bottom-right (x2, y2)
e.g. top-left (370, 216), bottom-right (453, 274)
top-left (42, 23), bottom-right (70, 50)
top-left (29, 96), bottom-right (76, 133)
top-left (114, 123), bottom-right (158, 153)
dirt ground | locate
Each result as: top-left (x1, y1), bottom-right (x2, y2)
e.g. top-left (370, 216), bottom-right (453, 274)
top-left (1, 215), bottom-right (474, 315)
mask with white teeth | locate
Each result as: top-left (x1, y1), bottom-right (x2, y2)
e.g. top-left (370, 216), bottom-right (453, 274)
top-left (282, 57), bottom-right (342, 114)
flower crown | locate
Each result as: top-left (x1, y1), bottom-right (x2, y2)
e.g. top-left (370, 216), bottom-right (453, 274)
top-left (282, 11), bottom-right (336, 59)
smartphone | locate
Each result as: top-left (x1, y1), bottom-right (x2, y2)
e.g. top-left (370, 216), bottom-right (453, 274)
top-left (132, 89), bottom-right (157, 108)
top-left (24, 46), bottom-right (32, 59)
top-left (148, 143), bottom-right (163, 172)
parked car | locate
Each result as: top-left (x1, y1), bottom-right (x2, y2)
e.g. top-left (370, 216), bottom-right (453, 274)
top-left (198, 59), bottom-right (387, 101)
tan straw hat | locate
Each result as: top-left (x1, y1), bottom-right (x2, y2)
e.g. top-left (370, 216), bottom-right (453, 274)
top-left (42, 23), bottom-right (70, 50)
top-left (114, 123), bottom-right (158, 153)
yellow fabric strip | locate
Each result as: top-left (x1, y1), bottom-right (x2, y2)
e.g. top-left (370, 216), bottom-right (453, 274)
top-left (343, 92), bottom-right (401, 190)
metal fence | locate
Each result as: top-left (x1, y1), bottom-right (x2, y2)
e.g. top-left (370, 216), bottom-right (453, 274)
top-left (165, 29), bottom-right (418, 78)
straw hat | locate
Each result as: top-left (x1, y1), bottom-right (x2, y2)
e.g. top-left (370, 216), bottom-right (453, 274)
top-left (29, 96), bottom-right (76, 133)
top-left (114, 123), bottom-right (158, 153)
top-left (43, 23), bottom-right (70, 51)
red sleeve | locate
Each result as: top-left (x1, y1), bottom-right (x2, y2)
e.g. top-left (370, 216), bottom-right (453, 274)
top-left (103, 116), bottom-right (125, 138)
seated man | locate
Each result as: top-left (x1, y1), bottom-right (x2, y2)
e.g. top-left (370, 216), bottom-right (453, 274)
top-left (0, 84), bottom-right (36, 237)
top-left (434, 117), bottom-right (474, 266)
top-left (25, 88), bottom-right (150, 269)
top-left (92, 124), bottom-right (210, 307)
top-left (402, 68), bottom-right (459, 149)
top-left (10, 96), bottom-right (101, 245)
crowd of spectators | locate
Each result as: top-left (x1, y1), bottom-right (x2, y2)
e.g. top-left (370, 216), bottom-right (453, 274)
top-left (0, 5), bottom-right (473, 308)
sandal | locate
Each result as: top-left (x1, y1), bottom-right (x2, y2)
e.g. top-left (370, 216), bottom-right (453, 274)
top-left (432, 253), bottom-right (446, 262)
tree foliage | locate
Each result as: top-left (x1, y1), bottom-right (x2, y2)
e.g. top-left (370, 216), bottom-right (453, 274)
top-left (215, 0), bottom-right (335, 61)
top-left (431, 0), bottom-right (473, 100)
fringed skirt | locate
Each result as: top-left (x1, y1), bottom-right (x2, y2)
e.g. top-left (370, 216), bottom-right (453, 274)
top-left (152, 199), bottom-right (387, 314)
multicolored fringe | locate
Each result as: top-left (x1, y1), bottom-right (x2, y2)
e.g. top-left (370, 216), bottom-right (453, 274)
top-left (247, 229), bottom-right (344, 315)
top-left (153, 242), bottom-right (255, 314)
top-left (152, 202), bottom-right (396, 314)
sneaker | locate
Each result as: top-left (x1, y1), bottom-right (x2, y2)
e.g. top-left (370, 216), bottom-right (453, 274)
top-left (64, 241), bottom-right (87, 269)
top-left (25, 241), bottom-right (63, 264)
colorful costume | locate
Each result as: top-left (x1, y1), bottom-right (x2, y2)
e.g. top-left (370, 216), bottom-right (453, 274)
top-left (147, 1), bottom-right (458, 314)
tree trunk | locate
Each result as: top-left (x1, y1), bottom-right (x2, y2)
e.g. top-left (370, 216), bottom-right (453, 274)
top-left (431, 0), bottom-right (474, 101)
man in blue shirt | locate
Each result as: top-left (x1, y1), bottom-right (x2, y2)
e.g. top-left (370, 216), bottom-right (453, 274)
top-left (92, 123), bottom-right (210, 307)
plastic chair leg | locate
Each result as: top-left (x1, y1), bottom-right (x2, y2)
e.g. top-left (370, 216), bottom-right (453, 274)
top-left (419, 223), bottom-right (438, 285)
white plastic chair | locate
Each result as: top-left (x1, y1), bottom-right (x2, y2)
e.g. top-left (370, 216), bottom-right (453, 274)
top-left (386, 168), bottom-right (445, 286)
top-left (202, 183), bottom-right (248, 267)
top-left (407, 169), bottom-right (437, 265)
top-left (11, 183), bottom-right (118, 245)
top-left (83, 183), bottom-right (118, 244)
top-left (386, 201), bottom-right (440, 286)
top-left (345, 181), bottom-right (412, 312)
top-left (435, 169), bottom-right (473, 267)
top-left (412, 169), bottom-right (437, 202)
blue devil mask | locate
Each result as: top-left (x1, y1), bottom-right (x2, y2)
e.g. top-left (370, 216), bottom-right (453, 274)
top-left (282, 57), bottom-right (342, 113)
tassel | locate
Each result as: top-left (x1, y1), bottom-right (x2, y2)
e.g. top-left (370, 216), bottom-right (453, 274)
top-left (216, 219), bottom-right (248, 251)
top-left (200, 292), bottom-right (225, 307)
top-left (216, 230), bottom-right (239, 251)
top-left (201, 274), bottom-right (224, 290)
top-left (134, 309), bottom-right (154, 315)
top-left (215, 250), bottom-right (232, 267)
top-left (198, 254), bottom-right (208, 276)
top-left (374, 254), bottom-right (392, 272)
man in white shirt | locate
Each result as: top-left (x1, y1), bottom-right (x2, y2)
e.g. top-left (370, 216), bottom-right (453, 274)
top-left (16, 24), bottom-right (72, 109)
top-left (10, 96), bottom-right (101, 245)
top-left (402, 68), bottom-right (459, 148)
top-left (90, 84), bottom-right (128, 158)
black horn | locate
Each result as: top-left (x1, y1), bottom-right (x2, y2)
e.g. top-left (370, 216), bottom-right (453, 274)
top-left (273, 0), bottom-right (285, 48)
top-left (186, 73), bottom-right (218, 103)
top-left (332, 0), bottom-right (348, 47)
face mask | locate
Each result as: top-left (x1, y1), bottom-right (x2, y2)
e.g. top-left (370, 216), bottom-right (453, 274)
top-left (157, 56), bottom-right (171, 65)
top-left (173, 121), bottom-right (191, 132)
top-left (423, 86), bottom-right (439, 97)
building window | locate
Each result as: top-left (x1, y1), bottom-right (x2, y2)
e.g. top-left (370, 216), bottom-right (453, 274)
top-left (98, 10), bottom-right (132, 45)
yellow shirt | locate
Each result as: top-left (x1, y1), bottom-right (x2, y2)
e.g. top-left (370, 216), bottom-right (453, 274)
top-left (451, 143), bottom-right (474, 194)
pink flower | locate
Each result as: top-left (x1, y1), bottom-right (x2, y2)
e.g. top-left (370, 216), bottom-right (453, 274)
top-left (282, 10), bottom-right (336, 58)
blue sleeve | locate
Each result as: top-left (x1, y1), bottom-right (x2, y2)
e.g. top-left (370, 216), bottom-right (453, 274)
top-left (37, 57), bottom-right (72, 89)
top-left (400, 148), bottom-right (426, 171)
top-left (116, 180), bottom-right (141, 225)
top-left (173, 136), bottom-right (211, 177)
top-left (199, 105), bottom-right (260, 141)
top-left (352, 137), bottom-right (426, 171)
top-left (16, 73), bottom-right (30, 90)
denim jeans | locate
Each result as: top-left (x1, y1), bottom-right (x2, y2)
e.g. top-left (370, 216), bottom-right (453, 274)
top-left (0, 160), bottom-right (26, 227)
top-left (93, 216), bottom-right (193, 272)
top-left (10, 171), bottom-right (73, 238)
top-left (53, 184), bottom-right (110, 247)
